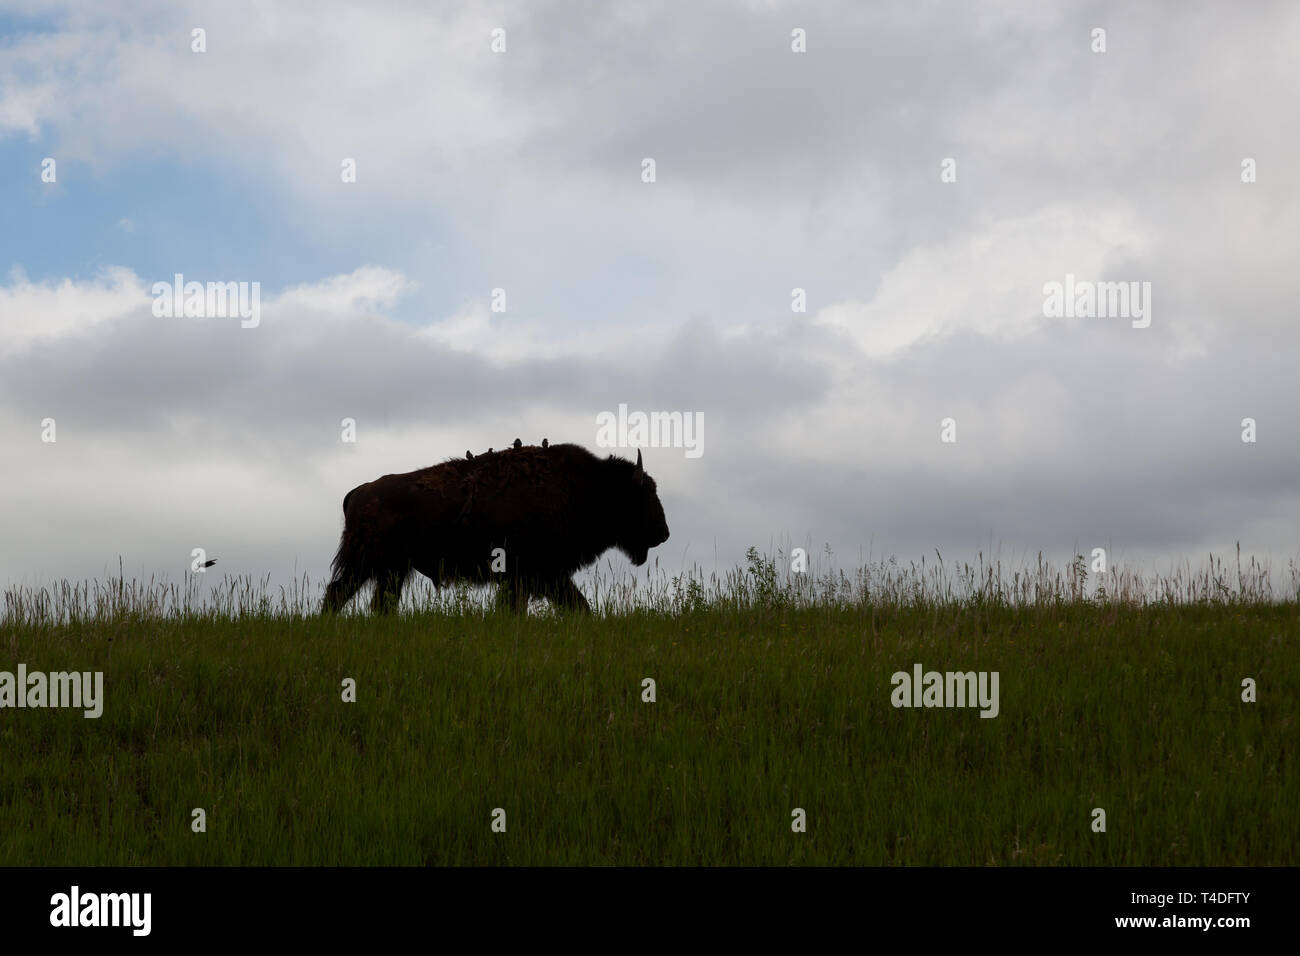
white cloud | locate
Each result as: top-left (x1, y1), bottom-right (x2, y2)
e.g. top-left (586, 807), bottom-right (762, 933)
top-left (271, 266), bottom-right (412, 317)
top-left (814, 205), bottom-right (1149, 360)
top-left (0, 265), bottom-right (148, 356)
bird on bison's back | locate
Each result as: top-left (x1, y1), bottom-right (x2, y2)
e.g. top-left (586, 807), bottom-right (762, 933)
top-left (321, 442), bottom-right (670, 614)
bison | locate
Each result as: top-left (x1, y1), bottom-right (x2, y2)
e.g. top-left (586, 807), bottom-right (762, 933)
top-left (322, 441), bottom-right (670, 614)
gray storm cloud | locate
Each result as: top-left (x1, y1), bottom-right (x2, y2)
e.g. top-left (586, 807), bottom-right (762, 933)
top-left (1, 1), bottom-right (1297, 595)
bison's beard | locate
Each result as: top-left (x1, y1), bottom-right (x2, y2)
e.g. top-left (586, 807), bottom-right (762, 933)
top-left (624, 545), bottom-right (650, 566)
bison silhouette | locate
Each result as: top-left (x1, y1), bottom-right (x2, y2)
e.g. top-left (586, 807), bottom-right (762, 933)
top-left (322, 442), bottom-right (670, 614)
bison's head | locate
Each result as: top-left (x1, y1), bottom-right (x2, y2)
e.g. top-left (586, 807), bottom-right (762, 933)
top-left (618, 450), bottom-right (670, 566)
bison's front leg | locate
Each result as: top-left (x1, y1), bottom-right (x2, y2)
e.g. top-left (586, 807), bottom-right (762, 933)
top-left (547, 577), bottom-right (591, 613)
top-left (495, 577), bottom-right (532, 614)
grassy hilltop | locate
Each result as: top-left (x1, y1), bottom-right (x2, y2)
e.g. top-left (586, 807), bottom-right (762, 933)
top-left (1, 550), bottom-right (1295, 865)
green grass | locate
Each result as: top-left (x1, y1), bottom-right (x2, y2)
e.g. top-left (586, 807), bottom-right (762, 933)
top-left (0, 549), bottom-right (1295, 865)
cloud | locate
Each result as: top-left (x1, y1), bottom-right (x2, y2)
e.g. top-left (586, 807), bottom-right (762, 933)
top-left (0, 265), bottom-right (148, 357)
top-left (813, 204), bottom-right (1150, 360)
top-left (272, 266), bottom-right (412, 317)
top-left (1, 1), bottom-right (1298, 595)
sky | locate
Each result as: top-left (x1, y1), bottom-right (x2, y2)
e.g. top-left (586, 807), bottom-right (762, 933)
top-left (1, 0), bottom-right (1298, 601)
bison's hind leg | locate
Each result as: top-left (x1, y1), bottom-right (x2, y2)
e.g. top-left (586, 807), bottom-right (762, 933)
top-left (323, 566), bottom-right (368, 614)
top-left (371, 566), bottom-right (411, 614)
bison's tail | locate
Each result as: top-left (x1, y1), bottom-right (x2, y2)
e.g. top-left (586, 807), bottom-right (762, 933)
top-left (330, 536), bottom-right (350, 580)
top-left (331, 487), bottom-right (361, 579)
top-left (323, 485), bottom-right (375, 613)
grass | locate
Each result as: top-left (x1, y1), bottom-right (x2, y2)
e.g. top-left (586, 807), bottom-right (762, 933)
top-left (0, 548), bottom-right (1295, 865)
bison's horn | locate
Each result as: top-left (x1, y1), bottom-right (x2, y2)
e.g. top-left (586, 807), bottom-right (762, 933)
top-left (513, 438), bottom-right (522, 449)
top-left (636, 449), bottom-right (643, 471)
top-left (542, 438), bottom-right (548, 448)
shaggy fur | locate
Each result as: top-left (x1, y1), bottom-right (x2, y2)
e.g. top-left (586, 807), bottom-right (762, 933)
top-left (322, 442), bottom-right (670, 614)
